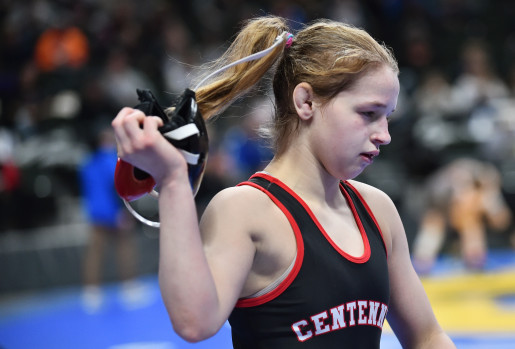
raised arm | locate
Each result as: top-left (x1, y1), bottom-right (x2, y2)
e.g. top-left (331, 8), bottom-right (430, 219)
top-left (112, 107), bottom-right (256, 342)
top-left (158, 184), bottom-right (257, 342)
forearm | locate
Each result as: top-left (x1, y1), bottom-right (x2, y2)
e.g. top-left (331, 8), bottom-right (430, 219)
top-left (414, 327), bottom-right (456, 349)
top-left (157, 172), bottom-right (222, 341)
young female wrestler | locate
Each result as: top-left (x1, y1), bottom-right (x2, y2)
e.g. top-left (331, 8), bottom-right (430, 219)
top-left (112, 16), bottom-right (456, 348)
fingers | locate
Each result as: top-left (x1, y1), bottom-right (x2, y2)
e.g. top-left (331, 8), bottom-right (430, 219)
top-left (142, 115), bottom-right (164, 139)
top-left (112, 107), bottom-right (164, 157)
top-left (112, 108), bottom-right (143, 155)
top-left (123, 110), bottom-right (150, 141)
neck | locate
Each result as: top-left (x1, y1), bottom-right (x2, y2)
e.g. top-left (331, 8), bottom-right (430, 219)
top-left (263, 145), bottom-right (342, 207)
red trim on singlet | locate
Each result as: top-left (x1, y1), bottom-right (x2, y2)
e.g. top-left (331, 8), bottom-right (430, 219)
top-left (342, 181), bottom-right (388, 260)
top-left (234, 180), bottom-right (305, 308)
top-left (250, 173), bottom-right (371, 264)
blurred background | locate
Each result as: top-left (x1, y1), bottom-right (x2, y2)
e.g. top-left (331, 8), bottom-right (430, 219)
top-left (1, 0), bottom-right (515, 348)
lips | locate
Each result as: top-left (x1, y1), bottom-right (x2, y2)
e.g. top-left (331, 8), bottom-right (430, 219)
top-left (360, 150), bottom-right (379, 161)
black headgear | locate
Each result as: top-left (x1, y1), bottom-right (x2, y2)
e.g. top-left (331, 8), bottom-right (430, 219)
top-left (114, 89), bottom-right (208, 203)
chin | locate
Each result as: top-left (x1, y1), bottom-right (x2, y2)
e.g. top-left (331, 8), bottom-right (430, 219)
top-left (328, 163), bottom-right (366, 182)
top-left (344, 166), bottom-right (367, 181)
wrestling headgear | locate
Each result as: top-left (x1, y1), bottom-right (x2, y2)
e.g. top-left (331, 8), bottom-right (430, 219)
top-left (114, 88), bottom-right (208, 225)
top-left (115, 32), bottom-right (292, 227)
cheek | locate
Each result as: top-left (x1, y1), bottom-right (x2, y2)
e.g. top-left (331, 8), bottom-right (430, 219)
top-left (311, 111), bottom-right (360, 154)
top-left (315, 121), bottom-right (347, 152)
top-left (329, 119), bottom-right (363, 148)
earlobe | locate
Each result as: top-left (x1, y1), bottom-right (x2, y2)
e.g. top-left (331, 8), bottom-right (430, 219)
top-left (293, 82), bottom-right (314, 120)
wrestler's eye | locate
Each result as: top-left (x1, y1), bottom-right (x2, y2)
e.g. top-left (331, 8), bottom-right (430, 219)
top-left (361, 111), bottom-right (377, 119)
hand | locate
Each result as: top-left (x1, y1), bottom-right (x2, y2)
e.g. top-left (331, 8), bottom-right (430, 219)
top-left (111, 107), bottom-right (188, 187)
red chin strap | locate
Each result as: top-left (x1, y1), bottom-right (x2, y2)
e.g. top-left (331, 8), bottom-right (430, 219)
top-left (114, 158), bottom-right (156, 202)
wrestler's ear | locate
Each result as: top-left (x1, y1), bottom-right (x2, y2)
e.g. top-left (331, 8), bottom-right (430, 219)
top-left (293, 82), bottom-right (315, 121)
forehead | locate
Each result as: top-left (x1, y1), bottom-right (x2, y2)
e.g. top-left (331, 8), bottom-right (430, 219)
top-left (344, 65), bottom-right (400, 107)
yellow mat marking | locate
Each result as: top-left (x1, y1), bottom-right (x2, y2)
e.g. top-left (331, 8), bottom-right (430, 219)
top-left (418, 268), bottom-right (515, 332)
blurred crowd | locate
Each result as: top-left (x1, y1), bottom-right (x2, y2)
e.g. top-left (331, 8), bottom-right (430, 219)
top-left (1, 0), bottom-right (515, 271)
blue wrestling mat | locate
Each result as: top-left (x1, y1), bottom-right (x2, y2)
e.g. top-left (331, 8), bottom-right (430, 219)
top-left (1, 250), bottom-right (515, 349)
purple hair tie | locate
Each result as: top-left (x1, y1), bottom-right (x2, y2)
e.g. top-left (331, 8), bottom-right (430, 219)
top-left (285, 33), bottom-right (294, 48)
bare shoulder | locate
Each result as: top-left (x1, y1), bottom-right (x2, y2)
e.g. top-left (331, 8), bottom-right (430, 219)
top-left (203, 184), bottom-right (271, 216)
top-left (200, 182), bottom-right (298, 299)
top-left (199, 184), bottom-right (274, 240)
top-left (346, 180), bottom-right (396, 210)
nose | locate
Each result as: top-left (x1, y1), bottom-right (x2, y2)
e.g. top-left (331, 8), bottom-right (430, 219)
top-left (371, 118), bottom-right (391, 146)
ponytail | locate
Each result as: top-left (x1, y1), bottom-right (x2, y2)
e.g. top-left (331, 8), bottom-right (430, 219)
top-left (193, 16), bottom-right (289, 120)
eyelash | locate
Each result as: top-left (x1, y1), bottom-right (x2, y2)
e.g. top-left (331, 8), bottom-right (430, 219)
top-left (362, 111), bottom-right (392, 123)
top-left (361, 111), bottom-right (376, 118)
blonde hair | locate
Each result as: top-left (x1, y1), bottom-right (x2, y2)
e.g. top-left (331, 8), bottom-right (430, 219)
top-left (191, 16), bottom-right (398, 155)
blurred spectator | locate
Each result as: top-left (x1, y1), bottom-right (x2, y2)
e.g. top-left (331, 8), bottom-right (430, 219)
top-left (411, 69), bottom-right (458, 152)
top-left (100, 48), bottom-right (156, 109)
top-left (221, 98), bottom-right (274, 182)
top-left (79, 123), bottom-right (143, 313)
top-left (412, 158), bottom-right (512, 273)
top-left (0, 128), bottom-right (21, 231)
top-left (450, 39), bottom-right (510, 115)
top-left (410, 39), bottom-right (511, 165)
top-left (194, 124), bottom-right (233, 216)
top-left (414, 69), bottom-right (455, 118)
top-left (34, 25), bottom-right (89, 72)
top-left (161, 19), bottom-right (196, 95)
top-left (328, 0), bottom-right (366, 27)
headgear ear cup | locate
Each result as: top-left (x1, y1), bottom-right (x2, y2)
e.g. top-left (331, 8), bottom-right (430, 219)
top-left (114, 159), bottom-right (156, 202)
top-left (114, 88), bottom-right (208, 213)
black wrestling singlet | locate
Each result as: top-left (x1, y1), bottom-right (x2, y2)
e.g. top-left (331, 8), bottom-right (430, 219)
top-left (228, 173), bottom-right (390, 348)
